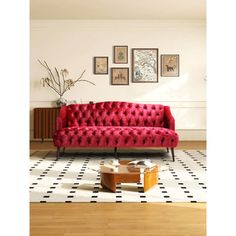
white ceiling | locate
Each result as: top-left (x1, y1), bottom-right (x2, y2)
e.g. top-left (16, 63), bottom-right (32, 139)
top-left (30, 0), bottom-right (206, 20)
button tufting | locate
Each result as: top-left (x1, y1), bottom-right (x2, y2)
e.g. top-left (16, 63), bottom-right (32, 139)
top-left (87, 138), bottom-right (91, 144)
top-left (54, 102), bottom-right (178, 149)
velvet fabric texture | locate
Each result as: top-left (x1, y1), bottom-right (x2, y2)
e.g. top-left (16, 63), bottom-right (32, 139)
top-left (53, 102), bottom-right (178, 148)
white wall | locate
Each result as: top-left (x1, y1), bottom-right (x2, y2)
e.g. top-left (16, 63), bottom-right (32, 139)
top-left (30, 20), bottom-right (206, 140)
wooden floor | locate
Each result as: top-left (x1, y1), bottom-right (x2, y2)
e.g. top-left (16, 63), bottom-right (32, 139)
top-left (30, 141), bottom-right (206, 236)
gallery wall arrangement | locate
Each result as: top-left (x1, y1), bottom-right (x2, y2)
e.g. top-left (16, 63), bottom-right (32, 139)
top-left (93, 45), bottom-right (179, 85)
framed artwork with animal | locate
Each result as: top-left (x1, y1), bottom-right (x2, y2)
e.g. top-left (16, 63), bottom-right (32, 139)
top-left (161, 54), bottom-right (179, 77)
top-left (111, 68), bottom-right (129, 85)
top-left (94, 57), bottom-right (109, 74)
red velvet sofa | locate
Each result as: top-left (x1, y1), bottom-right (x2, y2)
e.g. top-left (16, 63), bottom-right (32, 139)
top-left (53, 102), bottom-right (179, 161)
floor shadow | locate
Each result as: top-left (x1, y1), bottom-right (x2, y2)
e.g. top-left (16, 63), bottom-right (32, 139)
top-left (76, 183), bottom-right (98, 191)
top-left (45, 150), bottom-right (170, 159)
top-left (119, 184), bottom-right (142, 192)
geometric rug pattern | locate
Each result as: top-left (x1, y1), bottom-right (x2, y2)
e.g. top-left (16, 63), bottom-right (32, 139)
top-left (30, 149), bottom-right (206, 203)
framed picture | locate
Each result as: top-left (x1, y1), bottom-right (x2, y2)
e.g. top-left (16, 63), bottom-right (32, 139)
top-left (132, 48), bottom-right (158, 83)
top-left (94, 57), bottom-right (108, 74)
top-left (161, 54), bottom-right (179, 77)
top-left (111, 68), bottom-right (129, 85)
top-left (114, 46), bottom-right (128, 64)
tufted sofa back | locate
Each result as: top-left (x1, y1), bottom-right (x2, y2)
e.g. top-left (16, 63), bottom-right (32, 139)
top-left (64, 102), bottom-right (165, 128)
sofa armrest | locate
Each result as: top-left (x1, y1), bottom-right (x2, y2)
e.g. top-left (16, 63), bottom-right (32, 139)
top-left (56, 106), bottom-right (67, 130)
top-left (56, 117), bottom-right (63, 130)
top-left (164, 106), bottom-right (175, 130)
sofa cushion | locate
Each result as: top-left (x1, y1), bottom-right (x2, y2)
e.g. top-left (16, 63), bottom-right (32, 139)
top-left (66, 102), bottom-right (165, 128)
top-left (53, 126), bottom-right (178, 148)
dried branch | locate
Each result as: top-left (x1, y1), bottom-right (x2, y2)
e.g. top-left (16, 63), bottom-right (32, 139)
top-left (38, 60), bottom-right (95, 98)
top-left (61, 70), bottom-right (66, 91)
top-left (55, 67), bottom-right (61, 95)
top-left (74, 70), bottom-right (86, 83)
top-left (43, 60), bottom-right (59, 86)
top-left (75, 79), bottom-right (95, 85)
top-left (44, 78), bottom-right (61, 95)
top-left (38, 59), bottom-right (59, 88)
top-left (73, 70), bottom-right (94, 85)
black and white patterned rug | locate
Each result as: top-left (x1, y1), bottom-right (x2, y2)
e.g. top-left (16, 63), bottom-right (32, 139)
top-left (30, 149), bottom-right (206, 203)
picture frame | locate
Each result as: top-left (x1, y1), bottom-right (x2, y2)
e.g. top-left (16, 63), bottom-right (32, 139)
top-left (94, 57), bottom-right (108, 74)
top-left (114, 46), bottom-right (128, 64)
top-left (111, 68), bottom-right (129, 85)
top-left (161, 54), bottom-right (179, 77)
top-left (132, 48), bottom-right (158, 83)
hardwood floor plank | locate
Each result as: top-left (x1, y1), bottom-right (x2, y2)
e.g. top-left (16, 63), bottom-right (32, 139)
top-left (30, 203), bottom-right (206, 236)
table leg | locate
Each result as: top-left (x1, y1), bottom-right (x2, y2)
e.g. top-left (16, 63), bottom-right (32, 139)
top-left (143, 167), bottom-right (158, 192)
top-left (101, 173), bottom-right (116, 192)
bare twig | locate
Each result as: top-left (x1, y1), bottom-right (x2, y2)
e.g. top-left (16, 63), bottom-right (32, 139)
top-left (38, 60), bottom-right (95, 98)
top-left (75, 79), bottom-right (95, 85)
top-left (43, 60), bottom-right (59, 86)
top-left (44, 79), bottom-right (61, 95)
top-left (38, 59), bottom-right (58, 88)
top-left (74, 70), bottom-right (86, 83)
top-left (55, 67), bottom-right (61, 95)
top-left (37, 59), bottom-right (49, 70)
top-left (61, 70), bottom-right (66, 91)
top-left (72, 69), bottom-right (95, 85)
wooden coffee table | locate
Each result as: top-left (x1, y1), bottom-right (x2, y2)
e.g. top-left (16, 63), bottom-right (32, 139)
top-left (100, 160), bottom-right (158, 192)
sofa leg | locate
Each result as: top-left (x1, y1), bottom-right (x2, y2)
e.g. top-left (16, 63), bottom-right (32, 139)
top-left (166, 147), bottom-right (169, 153)
top-left (56, 147), bottom-right (60, 161)
top-left (171, 148), bottom-right (175, 162)
top-left (62, 147), bottom-right (65, 155)
top-left (114, 147), bottom-right (117, 158)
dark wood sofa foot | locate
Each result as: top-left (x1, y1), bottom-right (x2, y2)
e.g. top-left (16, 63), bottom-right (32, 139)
top-left (114, 147), bottom-right (117, 158)
top-left (56, 147), bottom-right (60, 161)
top-left (171, 148), bottom-right (175, 162)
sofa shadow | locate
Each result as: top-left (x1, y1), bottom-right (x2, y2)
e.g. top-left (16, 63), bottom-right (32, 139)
top-left (45, 149), bottom-right (171, 159)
